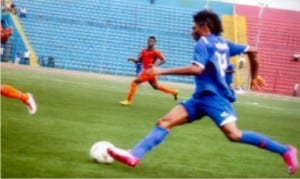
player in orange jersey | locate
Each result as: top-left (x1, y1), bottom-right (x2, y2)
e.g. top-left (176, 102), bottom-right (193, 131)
top-left (1, 84), bottom-right (37, 114)
top-left (120, 36), bottom-right (178, 105)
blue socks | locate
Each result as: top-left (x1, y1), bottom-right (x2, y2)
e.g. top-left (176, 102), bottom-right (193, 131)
top-left (131, 126), bottom-right (169, 159)
top-left (130, 128), bottom-right (288, 160)
top-left (241, 131), bottom-right (289, 155)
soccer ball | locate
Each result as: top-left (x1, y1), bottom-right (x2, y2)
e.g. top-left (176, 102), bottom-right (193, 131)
top-left (90, 141), bottom-right (115, 164)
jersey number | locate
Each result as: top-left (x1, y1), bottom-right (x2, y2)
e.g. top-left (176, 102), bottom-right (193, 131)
top-left (215, 52), bottom-right (228, 77)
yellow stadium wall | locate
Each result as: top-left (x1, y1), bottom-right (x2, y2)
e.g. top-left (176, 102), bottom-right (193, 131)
top-left (222, 14), bottom-right (250, 90)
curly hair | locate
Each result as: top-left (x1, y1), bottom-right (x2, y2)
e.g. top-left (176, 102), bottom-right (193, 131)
top-left (148, 36), bottom-right (156, 42)
top-left (193, 10), bottom-right (223, 35)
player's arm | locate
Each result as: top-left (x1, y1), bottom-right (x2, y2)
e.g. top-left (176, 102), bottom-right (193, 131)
top-left (129, 50), bottom-right (143, 63)
top-left (243, 47), bottom-right (265, 89)
top-left (152, 50), bottom-right (166, 67)
top-left (148, 42), bottom-right (206, 76)
top-left (149, 46), bottom-right (205, 76)
top-left (151, 63), bottom-right (203, 76)
top-left (128, 58), bottom-right (141, 63)
top-left (227, 41), bottom-right (265, 89)
top-left (244, 48), bottom-right (258, 78)
top-left (153, 57), bottom-right (165, 67)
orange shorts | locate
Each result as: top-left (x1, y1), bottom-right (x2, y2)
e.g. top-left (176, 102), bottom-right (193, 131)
top-left (137, 71), bottom-right (156, 82)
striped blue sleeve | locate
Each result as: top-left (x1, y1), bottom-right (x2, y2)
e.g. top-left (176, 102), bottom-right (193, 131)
top-left (227, 41), bottom-right (249, 57)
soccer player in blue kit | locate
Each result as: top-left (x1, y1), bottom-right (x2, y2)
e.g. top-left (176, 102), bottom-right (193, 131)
top-left (107, 10), bottom-right (299, 174)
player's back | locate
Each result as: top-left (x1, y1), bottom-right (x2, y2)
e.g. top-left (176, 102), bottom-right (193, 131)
top-left (193, 34), bottom-right (235, 102)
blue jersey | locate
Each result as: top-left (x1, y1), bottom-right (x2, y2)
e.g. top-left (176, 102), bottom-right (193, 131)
top-left (192, 34), bottom-right (248, 102)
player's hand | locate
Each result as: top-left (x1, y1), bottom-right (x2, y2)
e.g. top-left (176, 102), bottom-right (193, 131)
top-left (251, 75), bottom-right (266, 90)
top-left (128, 58), bottom-right (136, 62)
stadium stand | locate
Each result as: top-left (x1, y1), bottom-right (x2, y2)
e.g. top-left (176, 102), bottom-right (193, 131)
top-left (1, 13), bottom-right (27, 64)
top-left (11, 1), bottom-right (299, 96)
top-left (11, 0), bottom-right (234, 84)
top-left (236, 4), bottom-right (300, 95)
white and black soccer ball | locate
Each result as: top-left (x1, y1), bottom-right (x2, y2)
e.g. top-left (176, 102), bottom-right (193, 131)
top-left (90, 141), bottom-right (115, 164)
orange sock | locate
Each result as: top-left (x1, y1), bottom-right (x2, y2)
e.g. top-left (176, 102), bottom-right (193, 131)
top-left (127, 82), bottom-right (138, 102)
top-left (1, 84), bottom-right (29, 103)
top-left (157, 84), bottom-right (177, 95)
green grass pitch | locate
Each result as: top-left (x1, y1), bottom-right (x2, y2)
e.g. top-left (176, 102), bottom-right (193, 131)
top-left (1, 64), bottom-right (300, 178)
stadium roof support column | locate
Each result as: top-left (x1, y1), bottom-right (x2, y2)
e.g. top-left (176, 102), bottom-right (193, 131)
top-left (232, 6), bottom-right (242, 90)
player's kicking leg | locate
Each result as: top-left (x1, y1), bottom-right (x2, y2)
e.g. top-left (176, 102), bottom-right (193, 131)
top-left (107, 126), bottom-right (168, 168)
top-left (107, 147), bottom-right (140, 167)
top-left (108, 105), bottom-right (188, 167)
top-left (107, 126), bottom-right (169, 168)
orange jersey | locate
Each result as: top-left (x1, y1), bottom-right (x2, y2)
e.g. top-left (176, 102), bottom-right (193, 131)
top-left (139, 48), bottom-right (164, 70)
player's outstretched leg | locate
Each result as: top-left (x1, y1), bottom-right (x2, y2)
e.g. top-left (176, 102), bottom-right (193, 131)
top-left (173, 89), bottom-right (179, 100)
top-left (120, 100), bottom-right (132, 105)
top-left (222, 122), bottom-right (299, 174)
top-left (156, 84), bottom-right (179, 100)
top-left (24, 93), bottom-right (37, 115)
top-left (107, 126), bottom-right (169, 167)
top-left (1, 84), bottom-right (37, 114)
top-left (120, 82), bottom-right (138, 106)
top-left (282, 145), bottom-right (299, 174)
top-left (240, 131), bottom-right (299, 174)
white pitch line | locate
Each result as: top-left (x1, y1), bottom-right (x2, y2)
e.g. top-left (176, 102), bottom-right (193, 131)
top-left (235, 101), bottom-right (283, 111)
top-left (26, 75), bottom-right (300, 112)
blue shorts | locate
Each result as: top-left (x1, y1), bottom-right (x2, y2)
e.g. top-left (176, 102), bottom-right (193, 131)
top-left (180, 91), bottom-right (237, 127)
